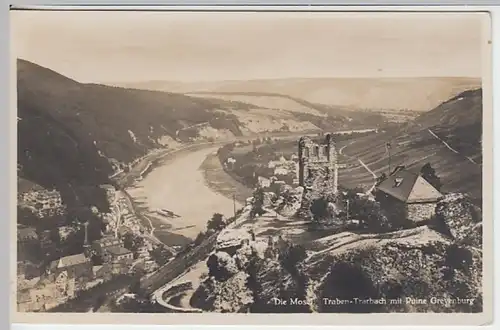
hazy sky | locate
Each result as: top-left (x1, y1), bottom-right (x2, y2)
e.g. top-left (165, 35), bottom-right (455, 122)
top-left (11, 11), bottom-right (487, 83)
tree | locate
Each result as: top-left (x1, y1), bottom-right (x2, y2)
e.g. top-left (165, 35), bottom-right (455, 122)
top-left (310, 197), bottom-right (329, 222)
top-left (420, 163), bottom-right (442, 191)
top-left (207, 213), bottom-right (225, 232)
top-left (250, 188), bottom-right (266, 218)
top-left (149, 246), bottom-right (173, 266)
top-left (123, 232), bottom-right (144, 252)
top-left (338, 189), bottom-right (390, 231)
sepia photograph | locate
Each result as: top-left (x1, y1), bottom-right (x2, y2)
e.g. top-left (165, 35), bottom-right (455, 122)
top-left (10, 8), bottom-right (492, 325)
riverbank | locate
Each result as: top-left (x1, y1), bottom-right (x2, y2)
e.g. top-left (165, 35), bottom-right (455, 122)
top-left (126, 147), bottom-right (243, 243)
top-left (117, 132), bottom-right (322, 247)
top-left (199, 151), bottom-right (253, 205)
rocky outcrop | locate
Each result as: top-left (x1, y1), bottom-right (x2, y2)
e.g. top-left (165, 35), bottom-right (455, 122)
top-left (191, 242), bottom-right (261, 312)
top-left (192, 226), bottom-right (483, 313)
top-left (191, 272), bottom-right (253, 313)
top-left (431, 193), bottom-right (482, 248)
top-left (275, 186), bottom-right (304, 217)
top-left (216, 229), bottom-right (253, 254)
top-left (305, 227), bottom-right (482, 313)
top-left (263, 192), bottom-right (276, 208)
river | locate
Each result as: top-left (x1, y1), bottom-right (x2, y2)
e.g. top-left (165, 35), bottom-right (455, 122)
top-left (126, 147), bottom-right (242, 240)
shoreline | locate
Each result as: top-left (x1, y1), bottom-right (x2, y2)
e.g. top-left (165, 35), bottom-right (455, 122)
top-left (199, 151), bottom-right (253, 206)
top-left (116, 132), bottom-right (318, 246)
top-left (123, 146), bottom-right (246, 246)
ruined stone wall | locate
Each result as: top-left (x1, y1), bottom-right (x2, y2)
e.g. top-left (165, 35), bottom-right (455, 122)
top-left (407, 202), bottom-right (436, 223)
top-left (298, 134), bottom-right (338, 196)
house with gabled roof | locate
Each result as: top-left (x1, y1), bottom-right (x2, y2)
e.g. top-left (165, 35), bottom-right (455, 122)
top-left (47, 253), bottom-right (93, 280)
top-left (105, 246), bottom-right (134, 274)
top-left (375, 166), bottom-right (443, 223)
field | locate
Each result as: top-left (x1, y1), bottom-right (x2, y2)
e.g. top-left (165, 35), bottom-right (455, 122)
top-left (337, 129), bottom-right (482, 200)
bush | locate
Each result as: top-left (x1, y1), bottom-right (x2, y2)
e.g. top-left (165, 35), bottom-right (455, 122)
top-left (123, 232), bottom-right (144, 252)
top-left (420, 163), bottom-right (442, 191)
top-left (149, 246), bottom-right (173, 266)
top-left (207, 213), bottom-right (225, 232)
top-left (310, 197), bottom-right (330, 222)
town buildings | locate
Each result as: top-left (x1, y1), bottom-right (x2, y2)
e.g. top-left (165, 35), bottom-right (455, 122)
top-left (47, 253), bottom-right (93, 280)
top-left (91, 236), bottom-right (124, 259)
top-left (18, 253), bottom-right (94, 312)
top-left (16, 179), bottom-right (151, 312)
top-left (18, 188), bottom-right (66, 219)
top-left (90, 235), bottom-right (134, 274)
top-left (108, 246), bottom-right (135, 274)
top-left (375, 166), bottom-right (443, 223)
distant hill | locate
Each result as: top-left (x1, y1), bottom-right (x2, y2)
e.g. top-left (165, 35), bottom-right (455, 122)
top-left (111, 77), bottom-right (481, 112)
top-left (17, 60), bottom-right (383, 208)
top-left (338, 88), bottom-right (483, 200)
top-left (410, 88), bottom-right (482, 130)
top-left (17, 59), bottom-right (253, 207)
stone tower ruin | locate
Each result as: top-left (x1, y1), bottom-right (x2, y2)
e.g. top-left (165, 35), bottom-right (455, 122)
top-left (298, 134), bottom-right (338, 196)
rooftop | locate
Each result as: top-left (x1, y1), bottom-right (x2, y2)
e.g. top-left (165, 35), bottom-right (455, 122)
top-left (49, 253), bottom-right (89, 269)
top-left (94, 236), bottom-right (122, 247)
top-left (376, 167), bottom-right (442, 203)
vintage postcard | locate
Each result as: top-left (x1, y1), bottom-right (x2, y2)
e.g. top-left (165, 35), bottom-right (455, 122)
top-left (11, 8), bottom-right (493, 326)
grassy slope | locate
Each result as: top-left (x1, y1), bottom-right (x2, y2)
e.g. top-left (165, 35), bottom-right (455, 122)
top-left (338, 89), bottom-right (482, 200)
top-left (186, 91), bottom-right (387, 130)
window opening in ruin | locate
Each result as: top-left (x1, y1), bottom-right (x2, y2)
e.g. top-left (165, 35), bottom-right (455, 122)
top-left (315, 146), bottom-right (320, 157)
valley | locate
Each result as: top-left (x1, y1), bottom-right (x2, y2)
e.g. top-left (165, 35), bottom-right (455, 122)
top-left (16, 59), bottom-right (484, 315)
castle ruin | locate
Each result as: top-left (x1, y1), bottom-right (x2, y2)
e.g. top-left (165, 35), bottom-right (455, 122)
top-left (298, 134), bottom-right (338, 196)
